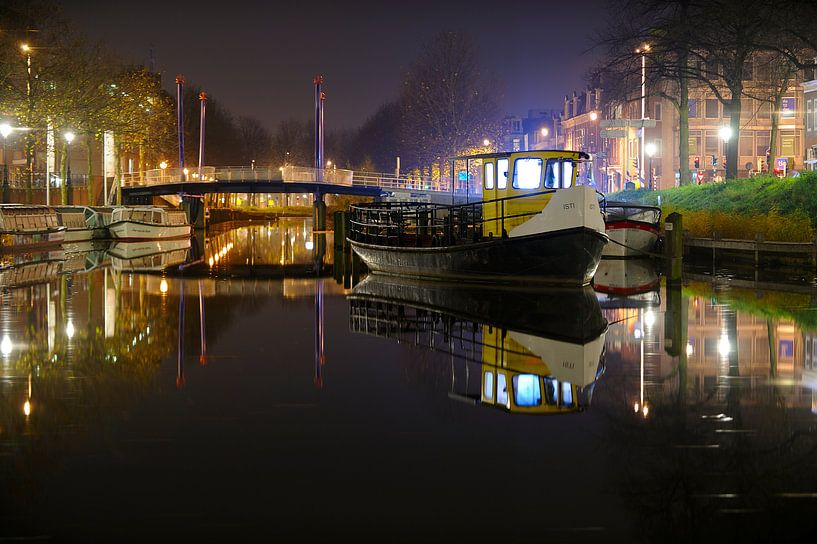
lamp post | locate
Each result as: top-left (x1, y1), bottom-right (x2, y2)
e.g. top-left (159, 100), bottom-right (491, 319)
top-left (636, 44), bottom-right (650, 186)
top-left (645, 142), bottom-right (657, 190)
top-left (719, 126), bottom-right (732, 180)
top-left (21, 44), bottom-right (34, 203)
top-left (64, 131), bottom-right (75, 204)
top-left (159, 160), bottom-right (168, 184)
top-left (1, 123), bottom-right (12, 203)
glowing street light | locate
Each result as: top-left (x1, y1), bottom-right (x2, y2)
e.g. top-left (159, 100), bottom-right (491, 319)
top-left (482, 138), bottom-right (491, 147)
top-left (589, 111), bottom-right (598, 121)
top-left (540, 127), bottom-right (549, 137)
top-left (645, 142), bottom-right (657, 190)
top-left (0, 124), bottom-right (12, 138)
top-left (64, 131), bottom-right (76, 204)
top-left (719, 126), bottom-right (732, 179)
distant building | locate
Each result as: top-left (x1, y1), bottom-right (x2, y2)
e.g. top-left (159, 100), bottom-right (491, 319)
top-left (499, 109), bottom-right (562, 153)
top-left (561, 89), bottom-right (605, 189)
top-left (804, 64), bottom-right (817, 171)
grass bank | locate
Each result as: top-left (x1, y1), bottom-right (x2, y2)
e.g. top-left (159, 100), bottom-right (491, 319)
top-left (610, 172), bottom-right (817, 242)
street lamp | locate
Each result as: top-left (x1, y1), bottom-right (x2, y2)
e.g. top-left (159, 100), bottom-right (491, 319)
top-left (540, 127), bottom-right (549, 137)
top-left (64, 131), bottom-right (75, 204)
top-left (589, 111), bottom-right (598, 121)
top-left (645, 142), bottom-right (657, 190)
top-left (159, 160), bottom-right (168, 183)
top-left (719, 126), bottom-right (732, 179)
top-left (635, 43), bottom-right (650, 185)
top-left (483, 138), bottom-right (491, 147)
top-left (1, 123), bottom-right (12, 203)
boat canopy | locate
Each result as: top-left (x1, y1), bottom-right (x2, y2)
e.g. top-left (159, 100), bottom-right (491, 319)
top-left (0, 205), bottom-right (59, 233)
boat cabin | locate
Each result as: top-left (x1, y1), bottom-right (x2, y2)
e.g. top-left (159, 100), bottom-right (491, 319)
top-left (450, 150), bottom-right (591, 237)
top-left (0, 205), bottom-right (60, 233)
top-left (111, 207), bottom-right (188, 226)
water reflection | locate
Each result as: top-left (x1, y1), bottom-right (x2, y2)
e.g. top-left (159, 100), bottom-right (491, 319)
top-left (1, 222), bottom-right (817, 540)
top-left (349, 275), bottom-right (608, 413)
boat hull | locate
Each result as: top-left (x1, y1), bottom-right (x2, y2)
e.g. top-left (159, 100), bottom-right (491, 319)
top-left (108, 221), bottom-right (191, 241)
top-left (603, 220), bottom-right (659, 257)
top-left (350, 227), bottom-right (607, 287)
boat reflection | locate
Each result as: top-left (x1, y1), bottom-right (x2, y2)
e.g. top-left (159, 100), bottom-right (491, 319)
top-left (107, 238), bottom-right (191, 272)
top-left (349, 275), bottom-right (608, 414)
top-left (593, 257), bottom-right (660, 308)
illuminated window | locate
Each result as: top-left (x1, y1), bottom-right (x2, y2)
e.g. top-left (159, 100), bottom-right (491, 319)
top-left (497, 158), bottom-right (509, 189)
top-left (484, 162), bottom-right (494, 189)
top-left (483, 371), bottom-right (494, 402)
top-left (561, 160), bottom-right (575, 187)
top-left (561, 382), bottom-right (574, 406)
top-left (496, 373), bottom-right (508, 407)
top-left (544, 159), bottom-right (574, 188)
top-left (513, 375), bottom-right (541, 407)
top-left (513, 158), bottom-right (542, 189)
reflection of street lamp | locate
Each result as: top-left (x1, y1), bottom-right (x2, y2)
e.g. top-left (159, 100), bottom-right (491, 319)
top-left (64, 131), bottom-right (75, 204)
top-left (719, 126), bottom-right (732, 179)
top-left (1, 123), bottom-right (12, 203)
top-left (645, 142), bottom-right (657, 190)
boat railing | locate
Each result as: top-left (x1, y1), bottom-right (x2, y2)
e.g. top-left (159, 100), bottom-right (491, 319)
top-left (348, 190), bottom-right (558, 247)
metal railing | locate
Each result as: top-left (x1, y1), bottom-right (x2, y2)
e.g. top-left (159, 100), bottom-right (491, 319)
top-left (348, 189), bottom-right (558, 247)
top-left (110, 164), bottom-right (479, 196)
top-left (3, 171), bottom-right (89, 189)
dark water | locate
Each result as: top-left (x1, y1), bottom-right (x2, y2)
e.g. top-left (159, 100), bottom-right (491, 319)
top-left (2, 220), bottom-right (817, 542)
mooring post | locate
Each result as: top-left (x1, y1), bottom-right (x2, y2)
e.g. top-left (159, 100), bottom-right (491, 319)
top-left (665, 212), bottom-right (683, 284)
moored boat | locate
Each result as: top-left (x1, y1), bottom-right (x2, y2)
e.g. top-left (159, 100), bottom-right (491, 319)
top-left (108, 206), bottom-right (191, 241)
top-left (54, 205), bottom-right (112, 243)
top-left (0, 204), bottom-right (65, 252)
top-left (593, 257), bottom-right (661, 308)
top-left (348, 150), bottom-right (608, 286)
top-left (601, 202), bottom-right (661, 257)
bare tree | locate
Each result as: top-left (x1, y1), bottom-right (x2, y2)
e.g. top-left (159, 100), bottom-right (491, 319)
top-left (399, 32), bottom-right (501, 169)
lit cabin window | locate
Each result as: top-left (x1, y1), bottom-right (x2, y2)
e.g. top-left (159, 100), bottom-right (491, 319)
top-left (544, 160), bottom-right (558, 189)
top-left (496, 373), bottom-right (509, 407)
top-left (543, 377), bottom-right (558, 405)
top-left (483, 371), bottom-right (494, 401)
top-left (512, 158), bottom-right (542, 189)
top-left (484, 162), bottom-right (495, 189)
top-left (513, 374), bottom-right (541, 407)
top-left (497, 159), bottom-right (509, 189)
top-left (561, 382), bottom-right (574, 406)
top-left (561, 160), bottom-right (575, 187)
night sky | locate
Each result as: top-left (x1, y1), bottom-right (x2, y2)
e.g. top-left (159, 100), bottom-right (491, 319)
top-left (67, 0), bottom-right (611, 130)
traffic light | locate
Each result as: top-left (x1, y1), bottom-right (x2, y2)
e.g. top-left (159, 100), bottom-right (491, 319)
top-left (712, 154), bottom-right (717, 167)
top-left (694, 156), bottom-right (700, 169)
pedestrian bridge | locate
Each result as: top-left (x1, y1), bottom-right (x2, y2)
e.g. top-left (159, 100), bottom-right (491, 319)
top-left (118, 165), bottom-right (475, 201)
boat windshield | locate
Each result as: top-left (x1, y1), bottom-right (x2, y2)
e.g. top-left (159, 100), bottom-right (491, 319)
top-left (544, 159), bottom-right (575, 189)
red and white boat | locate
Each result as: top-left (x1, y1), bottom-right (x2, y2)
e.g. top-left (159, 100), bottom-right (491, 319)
top-left (602, 202), bottom-right (661, 257)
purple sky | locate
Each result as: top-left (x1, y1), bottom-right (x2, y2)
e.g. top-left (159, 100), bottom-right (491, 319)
top-left (67, 0), bottom-right (611, 130)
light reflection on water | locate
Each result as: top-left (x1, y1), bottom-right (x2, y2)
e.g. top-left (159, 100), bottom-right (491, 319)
top-left (0, 223), bottom-right (816, 541)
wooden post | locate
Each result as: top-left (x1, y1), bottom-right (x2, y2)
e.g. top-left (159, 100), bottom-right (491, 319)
top-left (665, 212), bottom-right (683, 284)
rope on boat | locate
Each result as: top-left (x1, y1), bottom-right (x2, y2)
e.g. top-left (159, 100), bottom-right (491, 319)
top-left (606, 237), bottom-right (664, 259)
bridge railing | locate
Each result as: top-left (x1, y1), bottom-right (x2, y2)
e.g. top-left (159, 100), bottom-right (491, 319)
top-left (122, 167), bottom-right (218, 187)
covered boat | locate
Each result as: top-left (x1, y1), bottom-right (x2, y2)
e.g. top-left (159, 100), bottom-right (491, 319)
top-left (348, 150), bottom-right (608, 286)
top-left (54, 205), bottom-right (111, 243)
top-left (0, 204), bottom-right (65, 252)
top-left (601, 202), bottom-right (661, 257)
top-left (108, 206), bottom-right (191, 241)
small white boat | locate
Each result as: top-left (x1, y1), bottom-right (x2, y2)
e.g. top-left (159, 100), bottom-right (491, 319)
top-left (0, 204), bottom-right (65, 252)
top-left (593, 258), bottom-right (660, 307)
top-left (602, 202), bottom-right (661, 257)
top-left (108, 206), bottom-right (191, 241)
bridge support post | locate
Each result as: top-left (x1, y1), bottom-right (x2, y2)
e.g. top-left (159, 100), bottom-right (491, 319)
top-left (313, 191), bottom-right (326, 232)
top-left (181, 196), bottom-right (206, 230)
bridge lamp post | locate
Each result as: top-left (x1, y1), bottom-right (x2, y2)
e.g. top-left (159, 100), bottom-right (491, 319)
top-left (64, 131), bottom-right (75, 204)
top-left (159, 161), bottom-right (168, 183)
top-left (1, 123), bottom-right (12, 203)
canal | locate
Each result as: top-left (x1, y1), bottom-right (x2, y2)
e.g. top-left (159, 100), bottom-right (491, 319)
top-left (2, 219), bottom-right (817, 542)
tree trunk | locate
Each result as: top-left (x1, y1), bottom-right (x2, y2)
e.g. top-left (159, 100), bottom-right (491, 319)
top-left (727, 94), bottom-right (741, 180)
top-left (769, 94), bottom-right (782, 174)
top-left (115, 142), bottom-right (122, 205)
top-left (59, 141), bottom-right (68, 205)
top-left (678, 71), bottom-right (690, 186)
top-left (86, 135), bottom-right (94, 205)
top-left (25, 134), bottom-right (34, 204)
